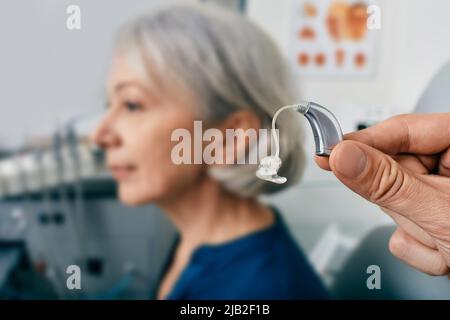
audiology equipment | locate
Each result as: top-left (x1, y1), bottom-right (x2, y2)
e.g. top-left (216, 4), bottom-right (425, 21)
top-left (256, 101), bottom-right (343, 184)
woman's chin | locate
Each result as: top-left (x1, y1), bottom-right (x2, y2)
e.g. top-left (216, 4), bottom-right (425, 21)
top-left (118, 187), bottom-right (155, 207)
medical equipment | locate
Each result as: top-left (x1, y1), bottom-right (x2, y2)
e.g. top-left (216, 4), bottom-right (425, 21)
top-left (0, 118), bottom-right (175, 299)
top-left (257, 101), bottom-right (343, 184)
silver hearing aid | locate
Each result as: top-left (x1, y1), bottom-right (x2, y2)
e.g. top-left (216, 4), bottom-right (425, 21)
top-left (256, 101), bottom-right (343, 184)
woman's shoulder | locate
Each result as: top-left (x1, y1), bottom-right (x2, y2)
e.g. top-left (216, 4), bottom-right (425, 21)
top-left (248, 208), bottom-right (329, 299)
top-left (171, 207), bottom-right (330, 299)
top-left (214, 209), bottom-right (329, 299)
top-left (236, 234), bottom-right (329, 299)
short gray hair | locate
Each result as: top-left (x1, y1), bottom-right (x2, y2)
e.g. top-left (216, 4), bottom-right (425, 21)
top-left (115, 2), bottom-right (306, 197)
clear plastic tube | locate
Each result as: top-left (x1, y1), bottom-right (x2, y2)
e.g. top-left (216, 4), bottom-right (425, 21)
top-left (271, 104), bottom-right (299, 158)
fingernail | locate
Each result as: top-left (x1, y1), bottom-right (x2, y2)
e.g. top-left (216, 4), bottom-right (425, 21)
top-left (334, 142), bottom-right (367, 179)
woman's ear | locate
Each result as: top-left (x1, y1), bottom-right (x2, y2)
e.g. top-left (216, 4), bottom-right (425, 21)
top-left (216, 110), bottom-right (262, 165)
top-left (220, 110), bottom-right (261, 131)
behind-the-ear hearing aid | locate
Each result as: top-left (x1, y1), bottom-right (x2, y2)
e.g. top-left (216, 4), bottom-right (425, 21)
top-left (256, 101), bottom-right (343, 184)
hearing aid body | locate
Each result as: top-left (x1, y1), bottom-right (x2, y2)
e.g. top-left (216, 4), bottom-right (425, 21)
top-left (296, 101), bottom-right (343, 156)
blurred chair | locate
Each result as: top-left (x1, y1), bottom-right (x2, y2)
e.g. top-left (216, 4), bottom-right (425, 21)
top-left (331, 225), bottom-right (450, 299)
top-left (0, 243), bottom-right (23, 289)
top-left (0, 241), bottom-right (57, 299)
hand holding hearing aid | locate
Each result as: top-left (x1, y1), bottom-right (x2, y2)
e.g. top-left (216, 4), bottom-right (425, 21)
top-left (315, 113), bottom-right (450, 277)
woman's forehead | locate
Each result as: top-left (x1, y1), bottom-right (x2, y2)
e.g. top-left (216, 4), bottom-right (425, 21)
top-left (106, 56), bottom-right (153, 94)
top-left (107, 56), bottom-right (147, 89)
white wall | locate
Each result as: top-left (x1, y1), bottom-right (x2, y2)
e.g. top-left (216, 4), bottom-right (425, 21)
top-left (0, 0), bottom-right (165, 149)
top-left (247, 0), bottom-right (450, 113)
top-left (391, 0), bottom-right (450, 108)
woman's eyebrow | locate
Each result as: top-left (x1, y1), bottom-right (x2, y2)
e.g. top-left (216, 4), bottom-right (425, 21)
top-left (114, 81), bottom-right (147, 93)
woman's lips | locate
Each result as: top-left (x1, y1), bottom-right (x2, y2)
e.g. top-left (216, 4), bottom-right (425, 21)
top-left (109, 165), bottom-right (136, 181)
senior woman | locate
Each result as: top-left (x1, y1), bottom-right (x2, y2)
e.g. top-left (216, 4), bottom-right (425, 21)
top-left (91, 3), bottom-right (328, 300)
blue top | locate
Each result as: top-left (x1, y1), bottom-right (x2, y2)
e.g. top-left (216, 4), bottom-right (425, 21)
top-left (151, 207), bottom-right (329, 300)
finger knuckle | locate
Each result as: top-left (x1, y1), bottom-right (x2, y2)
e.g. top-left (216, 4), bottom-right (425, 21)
top-left (425, 256), bottom-right (449, 276)
top-left (368, 158), bottom-right (409, 206)
top-left (431, 261), bottom-right (449, 276)
top-left (387, 115), bottom-right (411, 151)
top-left (389, 114), bottom-right (409, 122)
top-left (436, 239), bottom-right (450, 258)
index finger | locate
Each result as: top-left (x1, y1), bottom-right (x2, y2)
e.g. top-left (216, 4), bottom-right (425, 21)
top-left (345, 113), bottom-right (450, 156)
top-left (313, 112), bottom-right (450, 171)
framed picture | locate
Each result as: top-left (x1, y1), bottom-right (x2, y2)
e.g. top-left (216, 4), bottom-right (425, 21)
top-left (290, 0), bottom-right (379, 77)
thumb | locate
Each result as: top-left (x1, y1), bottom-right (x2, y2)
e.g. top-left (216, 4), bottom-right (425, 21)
top-left (329, 140), bottom-right (445, 221)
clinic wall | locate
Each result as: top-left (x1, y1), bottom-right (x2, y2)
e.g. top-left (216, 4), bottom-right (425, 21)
top-left (0, 0), bottom-right (166, 149)
top-left (247, 0), bottom-right (450, 114)
top-left (390, 0), bottom-right (450, 109)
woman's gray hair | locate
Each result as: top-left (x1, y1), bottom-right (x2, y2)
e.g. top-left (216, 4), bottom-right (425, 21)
top-left (115, 2), bottom-right (306, 197)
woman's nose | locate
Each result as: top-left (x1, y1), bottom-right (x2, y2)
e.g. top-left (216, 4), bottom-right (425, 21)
top-left (90, 117), bottom-right (121, 149)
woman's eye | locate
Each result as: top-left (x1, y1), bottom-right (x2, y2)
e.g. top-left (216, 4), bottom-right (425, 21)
top-left (124, 101), bottom-right (143, 112)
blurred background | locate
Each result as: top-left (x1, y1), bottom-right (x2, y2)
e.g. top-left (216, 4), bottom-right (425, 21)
top-left (1, 0), bottom-right (450, 299)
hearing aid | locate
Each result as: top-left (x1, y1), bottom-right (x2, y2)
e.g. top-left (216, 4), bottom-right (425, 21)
top-left (256, 101), bottom-right (343, 184)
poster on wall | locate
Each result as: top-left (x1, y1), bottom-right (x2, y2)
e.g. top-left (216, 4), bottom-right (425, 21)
top-left (290, 0), bottom-right (379, 77)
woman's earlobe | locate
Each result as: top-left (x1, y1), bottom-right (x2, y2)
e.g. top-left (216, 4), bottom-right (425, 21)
top-left (222, 110), bottom-right (261, 132)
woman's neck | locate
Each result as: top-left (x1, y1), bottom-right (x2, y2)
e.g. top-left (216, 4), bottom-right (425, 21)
top-left (157, 176), bottom-right (274, 259)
